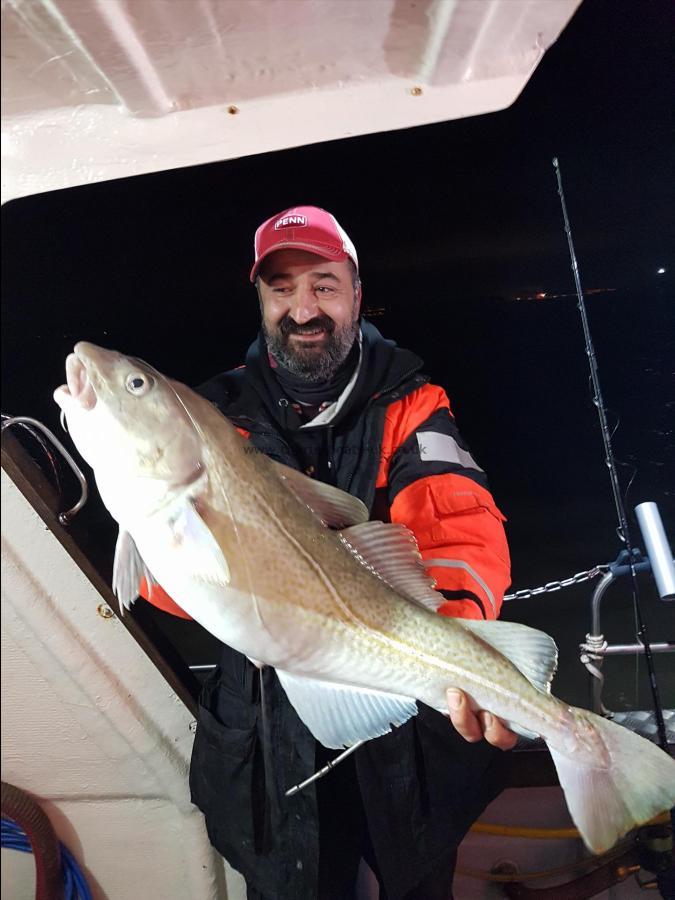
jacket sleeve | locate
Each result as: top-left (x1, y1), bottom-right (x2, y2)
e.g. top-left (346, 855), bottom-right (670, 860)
top-left (376, 384), bottom-right (511, 620)
top-left (138, 578), bottom-right (193, 619)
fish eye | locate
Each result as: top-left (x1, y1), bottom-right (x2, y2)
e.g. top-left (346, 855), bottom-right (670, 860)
top-left (125, 372), bottom-right (154, 396)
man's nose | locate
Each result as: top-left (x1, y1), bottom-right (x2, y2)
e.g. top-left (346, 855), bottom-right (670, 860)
top-left (288, 285), bottom-right (319, 324)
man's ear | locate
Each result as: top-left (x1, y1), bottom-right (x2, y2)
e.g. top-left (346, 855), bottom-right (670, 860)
top-left (354, 282), bottom-right (363, 316)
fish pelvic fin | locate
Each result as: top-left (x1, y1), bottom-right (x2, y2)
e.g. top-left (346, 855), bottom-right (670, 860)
top-left (548, 709), bottom-right (675, 854)
top-left (276, 669), bottom-right (418, 749)
top-left (112, 529), bottom-right (156, 614)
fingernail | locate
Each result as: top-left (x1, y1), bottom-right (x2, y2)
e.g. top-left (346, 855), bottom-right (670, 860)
top-left (446, 690), bottom-right (462, 711)
top-left (480, 711), bottom-right (493, 729)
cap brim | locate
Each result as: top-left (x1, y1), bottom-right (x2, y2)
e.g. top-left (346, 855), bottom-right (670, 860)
top-left (249, 242), bottom-right (350, 282)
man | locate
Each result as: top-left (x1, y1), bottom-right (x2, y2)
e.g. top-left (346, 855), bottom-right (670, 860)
top-left (144, 206), bottom-right (515, 899)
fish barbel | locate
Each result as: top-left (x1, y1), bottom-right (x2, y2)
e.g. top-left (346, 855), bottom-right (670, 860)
top-left (54, 342), bottom-right (675, 854)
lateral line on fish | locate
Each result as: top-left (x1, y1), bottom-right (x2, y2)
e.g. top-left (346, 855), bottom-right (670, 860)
top-left (202, 454), bottom-right (274, 647)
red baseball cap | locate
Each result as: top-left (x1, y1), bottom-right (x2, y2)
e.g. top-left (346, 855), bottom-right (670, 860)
top-left (250, 205), bottom-right (359, 282)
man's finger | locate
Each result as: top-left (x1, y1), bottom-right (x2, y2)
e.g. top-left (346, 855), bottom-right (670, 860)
top-left (447, 690), bottom-right (519, 750)
top-left (446, 689), bottom-right (483, 742)
top-left (479, 711), bottom-right (519, 751)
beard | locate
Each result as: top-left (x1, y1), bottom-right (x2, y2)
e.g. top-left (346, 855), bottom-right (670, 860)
top-left (263, 312), bottom-right (360, 381)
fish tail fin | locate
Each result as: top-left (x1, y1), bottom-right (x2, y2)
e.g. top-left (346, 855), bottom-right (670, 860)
top-left (547, 709), bottom-right (675, 854)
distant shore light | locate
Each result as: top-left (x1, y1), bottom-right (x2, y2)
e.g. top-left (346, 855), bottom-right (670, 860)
top-left (657, 267), bottom-right (666, 275)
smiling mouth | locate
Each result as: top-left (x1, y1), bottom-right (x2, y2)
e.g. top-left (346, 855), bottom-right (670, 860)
top-left (290, 328), bottom-right (327, 339)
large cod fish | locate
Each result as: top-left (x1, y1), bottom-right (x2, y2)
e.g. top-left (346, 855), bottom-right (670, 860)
top-left (54, 343), bottom-right (675, 854)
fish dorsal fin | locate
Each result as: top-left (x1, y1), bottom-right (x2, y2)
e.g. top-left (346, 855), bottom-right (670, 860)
top-left (339, 522), bottom-right (443, 611)
top-left (459, 619), bottom-right (559, 695)
top-left (276, 669), bottom-right (418, 749)
top-left (272, 461), bottom-right (369, 528)
top-left (112, 529), bottom-right (156, 614)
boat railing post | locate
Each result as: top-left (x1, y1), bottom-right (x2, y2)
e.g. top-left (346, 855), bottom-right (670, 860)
top-left (635, 502), bottom-right (675, 601)
top-left (582, 547), bottom-right (674, 716)
top-left (582, 570), bottom-right (616, 715)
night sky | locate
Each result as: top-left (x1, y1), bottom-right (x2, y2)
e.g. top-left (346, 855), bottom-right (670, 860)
top-left (2, 0), bottom-right (673, 708)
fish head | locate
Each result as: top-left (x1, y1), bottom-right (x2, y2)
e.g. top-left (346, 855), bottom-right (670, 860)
top-left (54, 342), bottom-right (203, 521)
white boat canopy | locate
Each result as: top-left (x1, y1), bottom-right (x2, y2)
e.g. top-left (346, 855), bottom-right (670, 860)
top-left (2, 0), bottom-right (580, 203)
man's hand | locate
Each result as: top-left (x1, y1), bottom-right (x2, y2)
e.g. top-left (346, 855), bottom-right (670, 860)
top-left (446, 689), bottom-right (518, 750)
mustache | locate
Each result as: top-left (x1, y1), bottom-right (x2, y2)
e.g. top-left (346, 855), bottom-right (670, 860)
top-left (279, 315), bottom-right (335, 337)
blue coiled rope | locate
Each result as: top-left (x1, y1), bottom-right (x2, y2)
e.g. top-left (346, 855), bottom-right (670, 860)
top-left (1, 817), bottom-right (93, 900)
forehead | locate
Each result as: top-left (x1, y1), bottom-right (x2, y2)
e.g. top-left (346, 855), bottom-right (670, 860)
top-left (259, 248), bottom-right (352, 281)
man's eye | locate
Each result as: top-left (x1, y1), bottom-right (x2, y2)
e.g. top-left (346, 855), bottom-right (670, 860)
top-left (316, 286), bottom-right (335, 293)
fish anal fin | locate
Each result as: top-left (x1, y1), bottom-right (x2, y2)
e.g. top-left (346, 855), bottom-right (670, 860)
top-left (276, 669), bottom-right (418, 749)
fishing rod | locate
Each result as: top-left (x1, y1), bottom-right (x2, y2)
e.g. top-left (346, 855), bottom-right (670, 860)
top-left (552, 158), bottom-right (669, 753)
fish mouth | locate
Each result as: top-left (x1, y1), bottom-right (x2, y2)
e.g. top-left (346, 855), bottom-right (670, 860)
top-left (54, 347), bottom-right (97, 411)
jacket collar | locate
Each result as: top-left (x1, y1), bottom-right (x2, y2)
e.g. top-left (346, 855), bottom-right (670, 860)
top-left (243, 320), bottom-right (424, 431)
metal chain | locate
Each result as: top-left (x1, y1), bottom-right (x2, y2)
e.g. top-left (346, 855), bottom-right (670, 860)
top-left (504, 564), bottom-right (610, 602)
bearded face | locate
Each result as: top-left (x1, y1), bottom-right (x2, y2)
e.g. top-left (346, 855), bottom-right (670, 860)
top-left (257, 250), bottom-right (362, 382)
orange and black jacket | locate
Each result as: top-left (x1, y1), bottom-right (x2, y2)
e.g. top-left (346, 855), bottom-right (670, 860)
top-left (142, 320), bottom-right (510, 622)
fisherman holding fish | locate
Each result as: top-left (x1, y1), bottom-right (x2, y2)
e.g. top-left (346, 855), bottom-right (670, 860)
top-left (55, 207), bottom-right (675, 900)
top-left (148, 206), bottom-right (514, 898)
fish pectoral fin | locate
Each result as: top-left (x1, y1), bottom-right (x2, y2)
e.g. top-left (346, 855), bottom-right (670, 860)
top-left (112, 529), bottom-right (156, 613)
top-left (271, 461), bottom-right (369, 528)
top-left (169, 499), bottom-right (231, 587)
top-left (340, 522), bottom-right (442, 611)
top-left (275, 669), bottom-right (418, 749)
top-left (458, 620), bottom-right (558, 694)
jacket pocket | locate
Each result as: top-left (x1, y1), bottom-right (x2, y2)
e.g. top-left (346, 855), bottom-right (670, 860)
top-left (428, 483), bottom-right (507, 522)
top-left (189, 693), bottom-right (265, 861)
